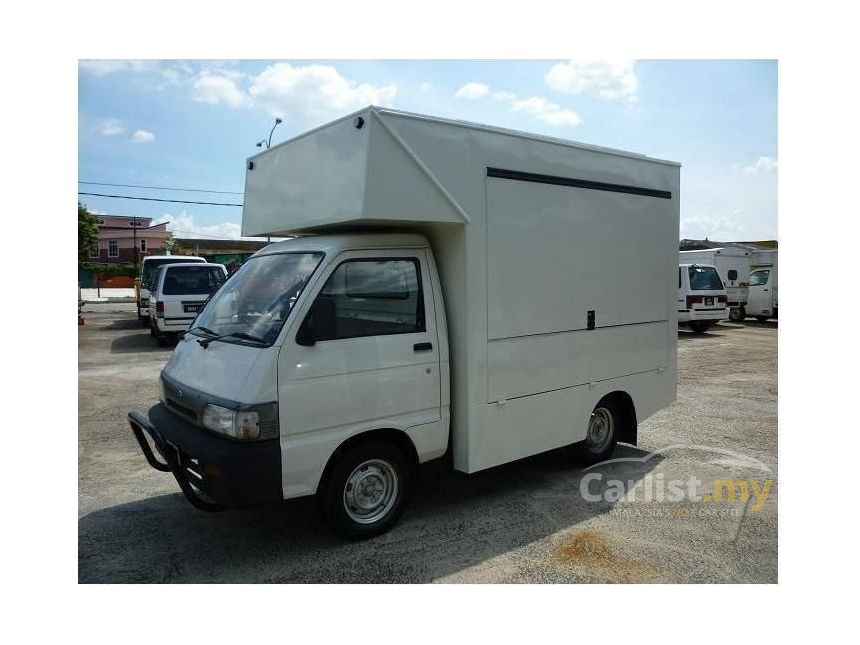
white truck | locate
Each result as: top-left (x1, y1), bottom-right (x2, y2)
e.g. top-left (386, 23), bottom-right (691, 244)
top-left (679, 248), bottom-right (750, 321)
top-left (746, 249), bottom-right (778, 321)
top-left (127, 107), bottom-right (680, 538)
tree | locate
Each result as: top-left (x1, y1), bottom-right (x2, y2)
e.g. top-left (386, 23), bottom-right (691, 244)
top-left (162, 236), bottom-right (183, 255)
top-left (78, 202), bottom-right (100, 262)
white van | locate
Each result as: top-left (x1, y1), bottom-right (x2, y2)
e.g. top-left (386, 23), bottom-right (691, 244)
top-left (679, 248), bottom-right (750, 321)
top-left (746, 250), bottom-right (778, 321)
top-left (148, 263), bottom-right (228, 345)
top-left (677, 263), bottom-right (729, 333)
top-left (137, 255), bottom-right (206, 324)
top-left (127, 107), bottom-right (680, 538)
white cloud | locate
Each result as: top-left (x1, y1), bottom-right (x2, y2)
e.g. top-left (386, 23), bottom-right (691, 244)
top-left (545, 60), bottom-right (638, 103)
top-left (420, 82), bottom-right (432, 92)
top-left (193, 74), bottom-right (249, 108)
top-left (742, 156), bottom-right (778, 175)
top-left (494, 91), bottom-right (583, 127)
top-left (79, 59), bottom-right (154, 75)
top-left (131, 129), bottom-right (155, 144)
top-left (155, 212), bottom-right (245, 240)
top-left (454, 82), bottom-right (490, 100)
top-left (680, 212), bottom-right (745, 241)
top-left (95, 119), bottom-right (124, 136)
top-left (248, 63), bottom-right (396, 122)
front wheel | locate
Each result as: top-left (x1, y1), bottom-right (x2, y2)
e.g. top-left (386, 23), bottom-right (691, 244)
top-left (569, 402), bottom-right (619, 465)
top-left (319, 440), bottom-right (409, 540)
top-left (729, 306), bottom-right (745, 322)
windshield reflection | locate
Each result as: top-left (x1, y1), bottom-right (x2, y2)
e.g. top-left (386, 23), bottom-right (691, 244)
top-left (190, 251), bottom-right (323, 346)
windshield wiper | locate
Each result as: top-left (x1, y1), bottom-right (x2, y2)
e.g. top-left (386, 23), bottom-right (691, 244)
top-left (194, 330), bottom-right (269, 349)
top-left (190, 326), bottom-right (218, 337)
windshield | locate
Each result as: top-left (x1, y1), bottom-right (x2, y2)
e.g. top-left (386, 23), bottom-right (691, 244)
top-left (162, 265), bottom-right (226, 295)
top-left (688, 265), bottom-right (724, 291)
top-left (142, 257), bottom-right (204, 288)
top-left (189, 252), bottom-right (323, 346)
top-left (749, 269), bottom-right (770, 286)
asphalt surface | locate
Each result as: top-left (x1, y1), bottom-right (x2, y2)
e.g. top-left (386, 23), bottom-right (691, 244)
top-left (78, 304), bottom-right (777, 583)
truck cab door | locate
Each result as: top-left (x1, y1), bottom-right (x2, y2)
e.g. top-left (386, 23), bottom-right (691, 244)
top-left (279, 249), bottom-right (442, 445)
top-left (747, 269), bottom-right (772, 316)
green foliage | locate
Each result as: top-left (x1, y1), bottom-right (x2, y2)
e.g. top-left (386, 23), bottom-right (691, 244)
top-left (162, 237), bottom-right (183, 255)
top-left (78, 202), bottom-right (100, 262)
top-left (80, 262), bottom-right (136, 278)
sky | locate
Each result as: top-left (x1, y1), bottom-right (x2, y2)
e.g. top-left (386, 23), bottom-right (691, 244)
top-left (78, 59), bottom-right (777, 241)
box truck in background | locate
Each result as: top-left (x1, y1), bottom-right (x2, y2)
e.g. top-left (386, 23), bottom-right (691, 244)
top-left (747, 249), bottom-right (778, 321)
top-left (127, 107), bottom-right (680, 538)
top-left (679, 248), bottom-right (750, 321)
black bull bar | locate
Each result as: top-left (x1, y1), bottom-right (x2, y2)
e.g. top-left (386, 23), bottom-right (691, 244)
top-left (127, 410), bottom-right (227, 512)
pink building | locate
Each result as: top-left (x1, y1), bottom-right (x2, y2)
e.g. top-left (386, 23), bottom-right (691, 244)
top-left (88, 215), bottom-right (171, 264)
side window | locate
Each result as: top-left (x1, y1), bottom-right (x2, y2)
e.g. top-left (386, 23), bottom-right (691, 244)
top-left (727, 269), bottom-right (738, 281)
top-left (312, 258), bottom-right (425, 341)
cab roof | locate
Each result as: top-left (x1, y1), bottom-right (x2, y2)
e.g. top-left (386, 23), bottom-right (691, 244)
top-left (253, 232), bottom-right (430, 258)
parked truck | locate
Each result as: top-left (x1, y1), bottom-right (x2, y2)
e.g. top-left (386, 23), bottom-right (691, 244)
top-left (679, 248), bottom-right (750, 321)
top-left (746, 249), bottom-right (778, 321)
top-left (127, 107), bottom-right (680, 538)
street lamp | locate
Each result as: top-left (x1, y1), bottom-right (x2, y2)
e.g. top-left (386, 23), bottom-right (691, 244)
top-left (255, 117), bottom-right (283, 149)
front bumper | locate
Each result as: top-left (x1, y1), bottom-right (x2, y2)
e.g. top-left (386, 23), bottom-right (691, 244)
top-left (128, 403), bottom-right (282, 510)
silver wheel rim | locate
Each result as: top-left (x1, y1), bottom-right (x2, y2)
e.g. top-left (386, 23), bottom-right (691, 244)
top-left (586, 407), bottom-right (614, 453)
top-left (343, 459), bottom-right (399, 524)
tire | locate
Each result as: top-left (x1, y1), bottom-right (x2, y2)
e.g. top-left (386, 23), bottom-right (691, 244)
top-left (319, 439), bottom-right (409, 540)
top-left (569, 400), bottom-right (619, 465)
top-left (728, 307), bottom-right (745, 322)
top-left (755, 316), bottom-right (769, 323)
top-left (153, 322), bottom-right (169, 346)
top-left (689, 322), bottom-right (710, 334)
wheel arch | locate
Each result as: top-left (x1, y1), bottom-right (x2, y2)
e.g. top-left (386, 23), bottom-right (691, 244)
top-left (597, 390), bottom-right (637, 446)
top-left (315, 428), bottom-right (421, 496)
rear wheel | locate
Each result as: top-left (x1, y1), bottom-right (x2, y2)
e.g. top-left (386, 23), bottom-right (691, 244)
top-left (569, 401), bottom-right (619, 465)
top-left (152, 321), bottom-right (170, 345)
top-left (689, 322), bottom-right (710, 333)
top-left (319, 439), bottom-right (409, 540)
top-left (729, 306), bottom-right (745, 322)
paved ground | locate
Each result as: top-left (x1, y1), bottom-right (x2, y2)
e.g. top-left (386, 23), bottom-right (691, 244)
top-left (79, 304), bottom-right (777, 583)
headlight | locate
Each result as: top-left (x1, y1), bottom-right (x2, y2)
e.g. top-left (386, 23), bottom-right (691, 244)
top-left (201, 404), bottom-right (260, 440)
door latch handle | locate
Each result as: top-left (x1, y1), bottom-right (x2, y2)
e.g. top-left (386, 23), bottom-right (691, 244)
top-left (413, 342), bottom-right (433, 352)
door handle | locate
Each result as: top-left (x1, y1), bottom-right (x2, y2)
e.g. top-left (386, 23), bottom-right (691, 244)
top-left (413, 342), bottom-right (433, 352)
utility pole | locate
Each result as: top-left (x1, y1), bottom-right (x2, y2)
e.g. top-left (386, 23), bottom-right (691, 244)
top-left (132, 215), bottom-right (139, 279)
